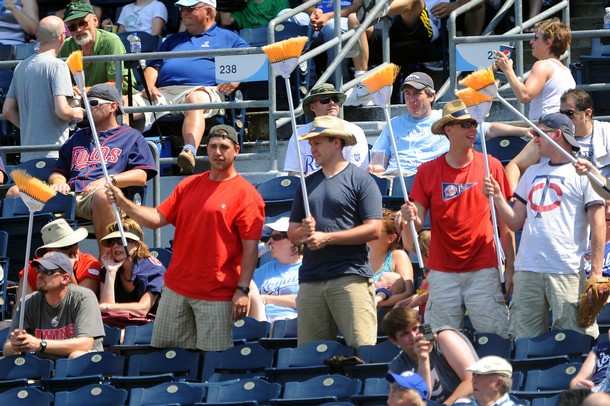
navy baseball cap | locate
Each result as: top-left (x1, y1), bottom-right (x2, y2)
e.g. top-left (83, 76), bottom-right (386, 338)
top-left (386, 371), bottom-right (429, 399)
top-left (87, 84), bottom-right (125, 115)
top-left (538, 112), bottom-right (579, 151)
top-left (399, 72), bottom-right (435, 92)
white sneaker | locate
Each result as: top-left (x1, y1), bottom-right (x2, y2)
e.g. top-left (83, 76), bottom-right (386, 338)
top-left (344, 83), bottom-right (375, 107)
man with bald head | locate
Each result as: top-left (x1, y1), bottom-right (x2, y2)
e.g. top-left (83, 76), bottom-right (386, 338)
top-left (2, 15), bottom-right (84, 163)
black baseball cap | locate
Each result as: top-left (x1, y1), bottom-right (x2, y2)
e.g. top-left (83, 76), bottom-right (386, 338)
top-left (206, 124), bottom-right (239, 145)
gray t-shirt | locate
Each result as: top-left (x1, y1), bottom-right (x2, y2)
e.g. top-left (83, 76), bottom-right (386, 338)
top-left (290, 163), bottom-right (382, 282)
top-left (11, 285), bottom-right (105, 360)
top-left (6, 51), bottom-right (73, 161)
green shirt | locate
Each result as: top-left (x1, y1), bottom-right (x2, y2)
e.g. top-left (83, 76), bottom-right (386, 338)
top-left (232, 0), bottom-right (290, 29)
top-left (59, 29), bottom-right (136, 93)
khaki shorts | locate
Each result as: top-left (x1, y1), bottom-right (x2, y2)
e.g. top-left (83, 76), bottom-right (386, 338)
top-left (75, 190), bottom-right (99, 220)
top-left (131, 85), bottom-right (225, 132)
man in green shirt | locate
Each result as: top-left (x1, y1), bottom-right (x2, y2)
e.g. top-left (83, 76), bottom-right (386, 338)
top-left (219, 0), bottom-right (289, 29)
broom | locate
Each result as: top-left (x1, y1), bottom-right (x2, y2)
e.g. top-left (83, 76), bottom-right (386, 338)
top-left (461, 68), bottom-right (610, 195)
top-left (66, 51), bottom-right (131, 257)
top-left (455, 87), bottom-right (505, 276)
top-left (361, 63), bottom-right (424, 266)
top-left (262, 37), bottom-right (311, 218)
top-left (11, 170), bottom-right (56, 332)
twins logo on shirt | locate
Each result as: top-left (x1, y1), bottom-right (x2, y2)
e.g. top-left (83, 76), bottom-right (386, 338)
top-left (71, 146), bottom-right (123, 170)
top-left (527, 175), bottom-right (565, 217)
top-left (441, 182), bottom-right (476, 201)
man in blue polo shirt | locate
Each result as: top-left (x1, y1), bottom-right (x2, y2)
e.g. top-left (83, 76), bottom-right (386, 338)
top-left (132, 0), bottom-right (248, 175)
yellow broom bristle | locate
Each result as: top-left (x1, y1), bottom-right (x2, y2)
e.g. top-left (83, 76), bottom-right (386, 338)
top-left (361, 64), bottom-right (401, 94)
top-left (11, 169), bottom-right (56, 203)
top-left (262, 37), bottom-right (308, 62)
top-left (458, 67), bottom-right (495, 90)
top-left (455, 88), bottom-right (493, 106)
top-left (66, 51), bottom-right (83, 75)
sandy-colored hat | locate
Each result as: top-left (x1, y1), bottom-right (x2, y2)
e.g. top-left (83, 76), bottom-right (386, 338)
top-left (302, 84), bottom-right (346, 117)
top-left (298, 115), bottom-right (357, 146)
top-left (100, 226), bottom-right (143, 246)
top-left (35, 219), bottom-right (88, 257)
top-left (467, 356), bottom-right (513, 378)
top-left (431, 99), bottom-right (481, 135)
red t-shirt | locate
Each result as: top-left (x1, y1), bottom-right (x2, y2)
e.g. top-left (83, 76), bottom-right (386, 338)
top-left (410, 152), bottom-right (512, 272)
top-left (158, 172), bottom-right (265, 301)
top-left (21, 250), bottom-right (101, 290)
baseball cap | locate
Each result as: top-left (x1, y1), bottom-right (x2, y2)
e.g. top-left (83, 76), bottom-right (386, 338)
top-left (466, 356), bottom-right (513, 378)
top-left (100, 228), bottom-right (142, 247)
top-left (298, 115), bottom-right (357, 146)
top-left (35, 219), bottom-right (88, 257)
top-left (174, 0), bottom-right (216, 7)
top-left (538, 112), bottom-right (579, 151)
top-left (206, 124), bottom-right (239, 145)
top-left (386, 371), bottom-right (429, 399)
top-left (63, 1), bottom-right (95, 23)
top-left (399, 72), bottom-right (435, 92)
top-left (264, 216), bottom-right (289, 232)
top-left (32, 252), bottom-right (73, 276)
top-left (87, 84), bottom-right (126, 115)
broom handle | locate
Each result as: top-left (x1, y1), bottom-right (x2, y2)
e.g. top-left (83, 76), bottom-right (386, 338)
top-left (496, 95), bottom-right (610, 195)
top-left (18, 211), bottom-right (34, 332)
top-left (81, 91), bottom-right (130, 257)
top-left (383, 107), bottom-right (424, 266)
top-left (284, 76), bottom-right (311, 219)
top-left (478, 122), bottom-right (505, 280)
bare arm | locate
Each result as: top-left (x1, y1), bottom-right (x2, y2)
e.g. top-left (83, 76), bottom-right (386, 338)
top-left (574, 159), bottom-right (610, 200)
top-left (106, 183), bottom-right (169, 230)
top-left (231, 239), bottom-right (259, 321)
top-left (78, 278), bottom-right (100, 297)
top-left (587, 203), bottom-right (606, 279)
top-left (570, 350), bottom-right (597, 389)
top-left (378, 250), bottom-right (414, 307)
top-left (2, 97), bottom-right (19, 128)
top-left (4, 329), bottom-right (94, 357)
top-left (484, 176), bottom-right (527, 231)
top-left (101, 292), bottom-right (158, 317)
top-left (497, 56), bottom-right (552, 103)
top-left (485, 122), bottom-right (531, 140)
top-left (400, 201), bottom-right (426, 253)
top-left (6, 0), bottom-right (38, 36)
top-left (436, 330), bottom-right (476, 404)
top-left (505, 139), bottom-right (540, 191)
top-left (219, 11), bottom-right (235, 27)
top-left (54, 95), bottom-right (84, 122)
top-left (151, 17), bottom-right (166, 36)
top-left (289, 217), bottom-right (382, 249)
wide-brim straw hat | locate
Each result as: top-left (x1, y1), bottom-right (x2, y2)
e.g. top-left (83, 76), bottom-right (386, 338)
top-left (298, 115), bottom-right (357, 146)
top-left (302, 84), bottom-right (346, 117)
top-left (431, 99), bottom-right (482, 135)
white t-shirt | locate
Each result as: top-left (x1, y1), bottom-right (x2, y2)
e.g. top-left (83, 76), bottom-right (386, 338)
top-left (117, 0), bottom-right (168, 35)
top-left (283, 120), bottom-right (369, 174)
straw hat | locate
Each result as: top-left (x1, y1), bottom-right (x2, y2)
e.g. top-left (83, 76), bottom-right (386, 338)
top-left (35, 219), bottom-right (88, 257)
top-left (302, 84), bottom-right (346, 117)
top-left (431, 99), bottom-right (481, 135)
top-left (298, 115), bottom-right (357, 146)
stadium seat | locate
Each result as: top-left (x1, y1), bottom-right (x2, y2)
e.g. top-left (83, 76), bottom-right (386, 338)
top-left (13, 157), bottom-right (57, 182)
top-left (148, 247), bottom-right (172, 268)
top-left (350, 377), bottom-right (389, 406)
top-left (473, 332), bottom-right (513, 359)
top-left (123, 322), bottom-right (154, 345)
top-left (0, 230), bottom-right (8, 256)
top-left (256, 176), bottom-right (300, 217)
top-left (108, 373), bottom-right (175, 391)
top-left (53, 384), bottom-right (128, 406)
top-left (103, 324), bottom-right (122, 350)
top-left (530, 394), bottom-right (560, 406)
top-left (126, 348), bottom-right (201, 381)
top-left (233, 317), bottom-right (271, 344)
top-left (271, 374), bottom-right (362, 405)
top-left (0, 353), bottom-right (53, 381)
top-left (259, 317), bottom-right (298, 350)
top-left (348, 340), bottom-right (400, 380)
top-left (485, 136), bottom-right (529, 166)
top-left (597, 304), bottom-right (610, 331)
top-left (369, 174), bottom-right (390, 196)
top-left (0, 386), bottom-right (53, 405)
top-left (204, 378), bottom-right (281, 405)
top-left (201, 342), bottom-right (275, 382)
top-left (513, 330), bottom-right (592, 361)
top-left (579, 56), bottom-right (610, 116)
top-left (128, 381), bottom-right (205, 406)
top-left (49, 352), bottom-right (126, 387)
top-left (523, 363), bottom-right (582, 391)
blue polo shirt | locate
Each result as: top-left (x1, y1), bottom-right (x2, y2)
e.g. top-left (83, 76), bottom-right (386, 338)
top-left (316, 0), bottom-right (352, 13)
top-left (151, 24), bottom-right (249, 87)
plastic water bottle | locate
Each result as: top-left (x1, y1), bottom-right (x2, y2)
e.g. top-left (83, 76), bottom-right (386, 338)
top-left (604, 7), bottom-right (610, 29)
top-left (258, 242), bottom-right (270, 257)
top-left (128, 32), bottom-right (145, 69)
top-left (68, 95), bottom-right (81, 131)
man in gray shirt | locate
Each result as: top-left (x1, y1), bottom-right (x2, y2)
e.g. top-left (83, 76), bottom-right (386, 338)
top-left (3, 251), bottom-right (104, 360)
top-left (2, 15), bottom-right (83, 163)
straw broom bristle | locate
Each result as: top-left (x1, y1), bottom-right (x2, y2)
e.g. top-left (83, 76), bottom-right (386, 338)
top-left (11, 170), bottom-right (56, 203)
top-left (458, 67), bottom-right (495, 91)
top-left (455, 88), bottom-right (493, 106)
top-left (66, 51), bottom-right (83, 75)
top-left (262, 37), bottom-right (308, 63)
top-left (361, 64), bottom-right (401, 94)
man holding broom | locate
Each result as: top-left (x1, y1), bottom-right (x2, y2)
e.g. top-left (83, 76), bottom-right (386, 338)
top-left (288, 115), bottom-right (382, 348)
top-left (400, 100), bottom-right (513, 338)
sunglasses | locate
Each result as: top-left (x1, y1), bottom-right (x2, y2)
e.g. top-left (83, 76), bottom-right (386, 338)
top-left (88, 99), bottom-right (113, 107)
top-left (178, 5), bottom-right (205, 13)
top-left (36, 268), bottom-right (61, 276)
top-left (317, 96), bottom-right (340, 105)
top-left (269, 232), bottom-right (288, 241)
top-left (560, 109), bottom-right (576, 119)
top-left (450, 120), bottom-right (478, 129)
top-left (67, 15), bottom-right (92, 32)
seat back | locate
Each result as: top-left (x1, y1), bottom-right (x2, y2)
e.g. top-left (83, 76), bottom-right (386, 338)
top-left (485, 137), bottom-right (529, 165)
top-left (473, 332), bottom-right (513, 359)
top-left (513, 330), bottom-right (592, 360)
top-left (103, 324), bottom-right (122, 350)
top-left (53, 384), bottom-right (128, 406)
top-left (201, 342), bottom-right (275, 381)
top-left (357, 340), bottom-right (401, 363)
top-left (0, 354), bottom-right (53, 380)
top-left (282, 374), bottom-right (362, 401)
top-left (123, 322), bottom-right (155, 345)
top-left (256, 176), bottom-right (300, 217)
top-left (1, 193), bottom-right (76, 219)
top-left (0, 230), bottom-right (8, 257)
top-left (205, 378), bottom-right (281, 403)
top-left (0, 387), bottom-right (53, 405)
top-left (276, 341), bottom-right (355, 368)
top-left (13, 157), bottom-right (57, 182)
top-left (361, 377), bottom-right (389, 395)
top-left (127, 348), bottom-right (201, 381)
top-left (54, 351), bottom-right (126, 378)
top-left (523, 362), bottom-right (582, 391)
top-left (270, 317), bottom-right (298, 338)
top-left (148, 247), bottom-right (172, 268)
top-left (233, 316), bottom-right (271, 343)
top-left (128, 382), bottom-right (205, 406)
top-left (581, 56), bottom-right (610, 116)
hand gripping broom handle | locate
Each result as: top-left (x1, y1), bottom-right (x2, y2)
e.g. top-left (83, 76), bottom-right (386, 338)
top-left (478, 123), bottom-right (505, 278)
top-left (383, 106), bottom-right (424, 266)
top-left (18, 211), bottom-right (35, 331)
top-left (81, 91), bottom-right (131, 257)
top-left (284, 76), bottom-right (311, 219)
top-left (496, 95), bottom-right (610, 195)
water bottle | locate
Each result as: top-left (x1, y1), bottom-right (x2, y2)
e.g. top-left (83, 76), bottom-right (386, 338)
top-left (258, 242), bottom-right (270, 257)
top-left (68, 95), bottom-right (81, 131)
top-left (128, 32), bottom-right (145, 69)
top-left (604, 7), bottom-right (610, 29)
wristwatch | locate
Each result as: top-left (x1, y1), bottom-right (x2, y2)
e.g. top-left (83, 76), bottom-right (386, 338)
top-left (110, 175), bottom-right (118, 186)
top-left (236, 285), bottom-right (250, 295)
top-left (39, 340), bottom-right (47, 353)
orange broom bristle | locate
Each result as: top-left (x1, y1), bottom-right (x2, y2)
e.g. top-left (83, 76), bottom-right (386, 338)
top-left (361, 63), bottom-right (401, 94)
top-left (458, 67), bottom-right (495, 91)
top-left (11, 170), bottom-right (56, 203)
top-left (262, 37), bottom-right (308, 63)
top-left (455, 88), bottom-right (493, 106)
top-left (66, 51), bottom-right (83, 75)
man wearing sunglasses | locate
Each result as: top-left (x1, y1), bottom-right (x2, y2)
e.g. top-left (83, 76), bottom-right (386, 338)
top-left (400, 99), bottom-right (513, 339)
top-left (284, 83), bottom-right (369, 176)
top-left (3, 251), bottom-right (105, 359)
top-left (131, 0), bottom-right (249, 175)
top-left (484, 112), bottom-right (604, 339)
top-left (49, 84), bottom-right (157, 254)
top-left (58, 1), bottom-right (135, 94)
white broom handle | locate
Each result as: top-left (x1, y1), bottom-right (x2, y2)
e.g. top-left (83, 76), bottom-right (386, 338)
top-left (284, 76), bottom-right (311, 219)
top-left (18, 211), bottom-right (34, 332)
top-left (383, 107), bottom-right (424, 266)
